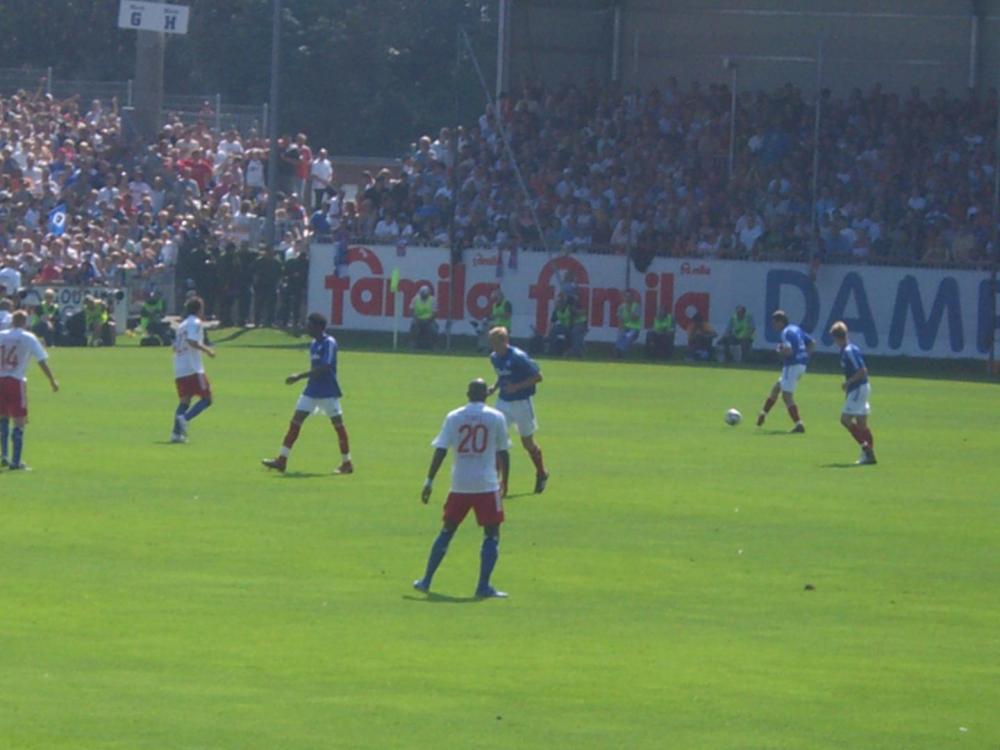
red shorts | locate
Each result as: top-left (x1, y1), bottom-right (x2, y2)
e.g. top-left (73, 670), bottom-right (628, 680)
top-left (175, 373), bottom-right (212, 400)
top-left (0, 377), bottom-right (27, 419)
top-left (443, 491), bottom-right (504, 527)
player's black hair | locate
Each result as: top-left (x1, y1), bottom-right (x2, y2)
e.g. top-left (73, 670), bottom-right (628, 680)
top-left (307, 312), bottom-right (328, 329)
top-left (771, 309), bottom-right (788, 325)
top-left (185, 296), bottom-right (203, 315)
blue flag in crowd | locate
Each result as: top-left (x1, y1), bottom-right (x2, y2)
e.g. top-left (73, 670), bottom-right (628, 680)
top-left (48, 204), bottom-right (67, 236)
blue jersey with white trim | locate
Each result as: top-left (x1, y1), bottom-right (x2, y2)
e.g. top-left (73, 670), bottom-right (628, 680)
top-left (839, 342), bottom-right (868, 392)
top-left (490, 345), bottom-right (540, 402)
top-left (303, 334), bottom-right (342, 398)
top-left (781, 324), bottom-right (813, 366)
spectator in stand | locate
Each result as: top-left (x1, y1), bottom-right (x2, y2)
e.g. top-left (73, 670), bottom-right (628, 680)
top-left (685, 312), bottom-right (716, 361)
top-left (294, 133), bottom-right (312, 205)
top-left (310, 148), bottom-right (334, 209)
top-left (252, 245), bottom-right (282, 327)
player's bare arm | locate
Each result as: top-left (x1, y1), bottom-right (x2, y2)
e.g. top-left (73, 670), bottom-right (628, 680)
top-left (188, 340), bottom-right (216, 358)
top-left (38, 361), bottom-right (58, 392)
top-left (421, 447), bottom-right (448, 503)
top-left (497, 449), bottom-right (510, 496)
top-left (842, 366), bottom-right (869, 391)
top-left (502, 372), bottom-right (542, 395)
top-left (286, 363), bottom-right (333, 385)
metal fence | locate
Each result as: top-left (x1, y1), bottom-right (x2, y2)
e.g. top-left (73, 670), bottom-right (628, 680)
top-left (0, 66), bottom-right (264, 134)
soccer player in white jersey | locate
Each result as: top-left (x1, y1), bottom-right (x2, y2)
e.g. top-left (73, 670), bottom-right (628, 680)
top-left (830, 321), bottom-right (877, 465)
top-left (0, 310), bottom-right (59, 470)
top-left (171, 296), bottom-right (216, 443)
top-left (414, 379), bottom-right (511, 599)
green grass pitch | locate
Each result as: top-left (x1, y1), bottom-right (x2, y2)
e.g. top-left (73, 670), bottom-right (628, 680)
top-left (1, 331), bottom-right (998, 749)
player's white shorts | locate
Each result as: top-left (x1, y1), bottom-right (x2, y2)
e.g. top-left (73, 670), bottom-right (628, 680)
top-left (295, 394), bottom-right (343, 417)
top-left (779, 364), bottom-right (807, 393)
top-left (842, 383), bottom-right (871, 416)
top-left (496, 397), bottom-right (537, 437)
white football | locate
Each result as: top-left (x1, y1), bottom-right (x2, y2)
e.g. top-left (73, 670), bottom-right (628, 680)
top-left (725, 408), bottom-right (742, 426)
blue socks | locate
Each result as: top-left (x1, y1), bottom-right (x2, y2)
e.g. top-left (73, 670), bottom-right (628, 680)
top-left (421, 529), bottom-right (454, 586)
top-left (11, 427), bottom-right (23, 466)
top-left (477, 535), bottom-right (499, 593)
top-left (173, 403), bottom-right (187, 434)
top-left (184, 398), bottom-right (212, 422)
top-left (174, 399), bottom-right (212, 434)
top-left (0, 417), bottom-right (8, 459)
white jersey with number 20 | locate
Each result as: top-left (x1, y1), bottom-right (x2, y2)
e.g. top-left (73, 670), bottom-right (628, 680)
top-left (432, 401), bottom-right (511, 493)
top-left (0, 328), bottom-right (48, 381)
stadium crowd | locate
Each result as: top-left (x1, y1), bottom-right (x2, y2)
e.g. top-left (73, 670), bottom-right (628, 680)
top-left (370, 78), bottom-right (1000, 268)
top-left (3, 75), bottom-right (997, 334)
top-left (0, 90), bottom-right (311, 328)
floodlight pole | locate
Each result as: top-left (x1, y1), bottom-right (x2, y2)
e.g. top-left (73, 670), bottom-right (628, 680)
top-left (496, 0), bottom-right (511, 100)
top-left (725, 58), bottom-right (737, 182)
top-left (991, 90), bottom-right (1000, 374)
top-left (264, 0), bottom-right (282, 250)
top-left (810, 35), bottom-right (826, 255)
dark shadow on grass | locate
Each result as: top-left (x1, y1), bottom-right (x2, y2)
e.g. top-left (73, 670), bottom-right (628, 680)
top-left (153, 440), bottom-right (186, 445)
top-left (212, 326), bottom-right (306, 346)
top-left (820, 462), bottom-right (862, 469)
top-left (504, 491), bottom-right (535, 500)
top-left (402, 592), bottom-right (482, 604)
top-left (272, 470), bottom-right (330, 479)
top-left (754, 429), bottom-right (795, 436)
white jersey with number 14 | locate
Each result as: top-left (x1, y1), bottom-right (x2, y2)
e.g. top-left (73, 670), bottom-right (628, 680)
top-left (432, 401), bottom-right (511, 493)
top-left (0, 328), bottom-right (48, 381)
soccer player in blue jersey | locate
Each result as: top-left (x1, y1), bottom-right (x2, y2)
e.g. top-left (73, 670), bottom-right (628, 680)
top-left (757, 309), bottom-right (814, 433)
top-left (487, 326), bottom-right (548, 494)
top-left (262, 312), bottom-right (353, 474)
top-left (830, 321), bottom-right (876, 464)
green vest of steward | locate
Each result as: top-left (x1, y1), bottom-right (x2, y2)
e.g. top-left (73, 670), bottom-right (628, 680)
top-left (555, 304), bottom-right (573, 327)
top-left (653, 312), bottom-right (675, 333)
top-left (730, 313), bottom-right (753, 339)
top-left (86, 307), bottom-right (108, 328)
top-left (491, 299), bottom-right (511, 329)
top-left (573, 306), bottom-right (588, 326)
top-left (141, 298), bottom-right (165, 323)
top-left (32, 302), bottom-right (59, 326)
top-left (619, 301), bottom-right (641, 331)
top-left (413, 295), bottom-right (435, 320)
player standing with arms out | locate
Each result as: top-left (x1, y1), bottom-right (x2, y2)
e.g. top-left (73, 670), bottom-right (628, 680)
top-left (0, 310), bottom-right (59, 470)
top-left (487, 326), bottom-right (548, 494)
top-left (757, 309), bottom-right (814, 433)
top-left (414, 378), bottom-right (511, 598)
top-left (172, 296), bottom-right (215, 443)
top-left (262, 312), bottom-right (353, 474)
top-left (830, 321), bottom-right (877, 465)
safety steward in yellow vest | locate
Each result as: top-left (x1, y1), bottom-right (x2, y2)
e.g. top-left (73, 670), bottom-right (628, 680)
top-left (645, 304), bottom-right (675, 359)
top-left (613, 294), bottom-right (641, 358)
top-left (409, 285), bottom-right (439, 349)
top-left (719, 305), bottom-right (756, 362)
